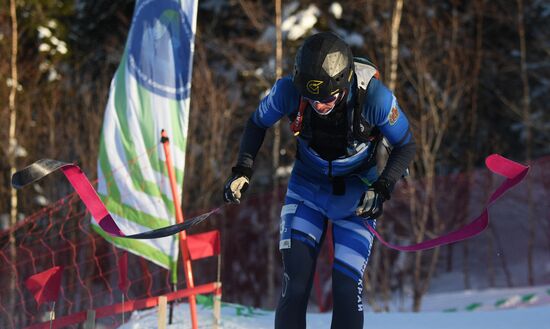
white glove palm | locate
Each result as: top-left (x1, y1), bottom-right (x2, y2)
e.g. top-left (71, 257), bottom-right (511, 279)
top-left (223, 168), bottom-right (251, 204)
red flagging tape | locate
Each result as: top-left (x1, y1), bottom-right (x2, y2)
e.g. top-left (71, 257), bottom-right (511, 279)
top-left (365, 154), bottom-right (529, 251)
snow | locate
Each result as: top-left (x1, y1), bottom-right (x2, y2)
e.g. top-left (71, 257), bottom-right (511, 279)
top-left (37, 24), bottom-right (68, 56)
top-left (419, 284), bottom-right (550, 312)
top-left (37, 26), bottom-right (53, 39)
top-left (39, 43), bottom-right (52, 52)
top-left (281, 4), bottom-right (320, 41)
top-left (329, 3), bottom-right (343, 20)
top-left (118, 285), bottom-right (550, 329)
top-left (260, 3), bottom-right (320, 43)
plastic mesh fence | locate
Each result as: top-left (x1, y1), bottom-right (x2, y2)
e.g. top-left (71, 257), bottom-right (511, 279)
top-left (0, 192), bottom-right (177, 328)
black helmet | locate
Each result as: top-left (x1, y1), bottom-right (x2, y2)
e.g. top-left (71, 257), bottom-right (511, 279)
top-left (293, 32), bottom-right (354, 101)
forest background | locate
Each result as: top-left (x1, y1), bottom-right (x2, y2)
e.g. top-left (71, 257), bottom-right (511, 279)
top-left (1, 0), bottom-right (549, 313)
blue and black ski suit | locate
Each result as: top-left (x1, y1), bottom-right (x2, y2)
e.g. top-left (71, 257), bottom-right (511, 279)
top-left (234, 60), bottom-right (416, 329)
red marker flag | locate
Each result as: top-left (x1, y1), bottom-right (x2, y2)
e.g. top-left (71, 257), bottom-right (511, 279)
top-left (187, 230), bottom-right (221, 260)
top-left (25, 266), bottom-right (63, 306)
top-left (118, 251), bottom-right (129, 293)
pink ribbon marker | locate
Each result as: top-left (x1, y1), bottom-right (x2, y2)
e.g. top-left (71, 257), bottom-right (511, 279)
top-left (365, 154), bottom-right (529, 251)
top-left (61, 165), bottom-right (125, 237)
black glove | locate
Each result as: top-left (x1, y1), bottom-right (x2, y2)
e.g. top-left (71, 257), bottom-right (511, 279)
top-left (223, 166), bottom-right (252, 204)
top-left (355, 178), bottom-right (393, 219)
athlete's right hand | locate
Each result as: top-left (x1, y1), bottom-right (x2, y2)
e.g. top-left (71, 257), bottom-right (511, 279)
top-left (223, 166), bottom-right (252, 204)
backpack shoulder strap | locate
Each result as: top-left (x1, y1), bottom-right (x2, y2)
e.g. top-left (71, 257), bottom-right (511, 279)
top-left (352, 57), bottom-right (380, 142)
top-left (354, 57), bottom-right (379, 91)
top-left (289, 97), bottom-right (309, 136)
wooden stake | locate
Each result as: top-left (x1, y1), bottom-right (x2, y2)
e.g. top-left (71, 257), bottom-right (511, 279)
top-left (84, 309), bottom-right (95, 329)
top-left (158, 296), bottom-right (168, 329)
top-left (121, 293), bottom-right (125, 324)
top-left (213, 282), bottom-right (222, 329)
top-left (49, 301), bottom-right (55, 329)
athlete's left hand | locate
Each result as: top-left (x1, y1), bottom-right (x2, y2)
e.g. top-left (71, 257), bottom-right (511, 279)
top-left (223, 166), bottom-right (252, 204)
top-left (356, 178), bottom-right (392, 219)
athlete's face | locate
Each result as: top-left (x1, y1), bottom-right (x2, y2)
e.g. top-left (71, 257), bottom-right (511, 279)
top-left (305, 92), bottom-right (343, 116)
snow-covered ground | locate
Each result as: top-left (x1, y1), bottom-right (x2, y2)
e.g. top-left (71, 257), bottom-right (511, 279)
top-left (118, 284), bottom-right (550, 329)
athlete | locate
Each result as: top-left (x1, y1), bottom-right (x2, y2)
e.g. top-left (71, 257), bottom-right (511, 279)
top-left (223, 32), bottom-right (416, 329)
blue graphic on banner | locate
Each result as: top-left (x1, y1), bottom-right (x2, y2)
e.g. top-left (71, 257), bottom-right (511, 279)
top-left (127, 0), bottom-right (193, 100)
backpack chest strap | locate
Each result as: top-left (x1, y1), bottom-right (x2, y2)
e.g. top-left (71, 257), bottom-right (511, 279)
top-left (290, 98), bottom-right (309, 136)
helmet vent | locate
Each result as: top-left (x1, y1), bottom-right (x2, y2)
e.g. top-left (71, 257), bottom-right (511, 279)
top-left (323, 51), bottom-right (348, 78)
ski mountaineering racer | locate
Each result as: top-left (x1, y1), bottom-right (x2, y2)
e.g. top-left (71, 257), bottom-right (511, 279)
top-left (223, 32), bottom-right (416, 329)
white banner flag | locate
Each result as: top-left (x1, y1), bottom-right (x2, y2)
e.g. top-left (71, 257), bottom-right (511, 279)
top-left (96, 0), bottom-right (198, 274)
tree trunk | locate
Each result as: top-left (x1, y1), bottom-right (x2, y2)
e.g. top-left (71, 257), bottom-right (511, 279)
top-left (462, 0), bottom-right (484, 291)
top-left (491, 224), bottom-right (514, 287)
top-left (462, 241), bottom-right (471, 289)
top-left (8, 0), bottom-right (19, 317)
top-left (384, 0), bottom-right (403, 310)
top-left (388, 0), bottom-right (403, 91)
top-left (412, 286), bottom-right (422, 312)
top-left (487, 232), bottom-right (495, 287)
top-left (446, 244), bottom-right (453, 272)
top-left (266, 0), bottom-right (283, 308)
top-left (381, 247), bottom-right (391, 311)
top-left (516, 0), bottom-right (534, 286)
top-left (366, 244), bottom-right (383, 312)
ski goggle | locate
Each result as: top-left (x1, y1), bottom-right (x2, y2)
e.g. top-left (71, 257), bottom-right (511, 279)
top-left (304, 93), bottom-right (341, 116)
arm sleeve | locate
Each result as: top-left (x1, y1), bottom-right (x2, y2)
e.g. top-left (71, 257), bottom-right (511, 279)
top-left (251, 77), bottom-right (300, 129)
top-left (364, 80), bottom-right (416, 189)
top-left (236, 77), bottom-right (299, 169)
top-left (380, 138), bottom-right (416, 189)
top-left (236, 117), bottom-right (267, 169)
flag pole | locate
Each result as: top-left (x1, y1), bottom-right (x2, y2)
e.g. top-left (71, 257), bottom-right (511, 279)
top-left (117, 250), bottom-right (128, 324)
top-left (213, 254), bottom-right (222, 329)
top-left (160, 129), bottom-right (198, 329)
top-left (169, 283), bottom-right (175, 324)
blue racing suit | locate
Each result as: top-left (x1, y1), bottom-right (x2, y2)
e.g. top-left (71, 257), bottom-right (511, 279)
top-left (234, 71), bottom-right (415, 329)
